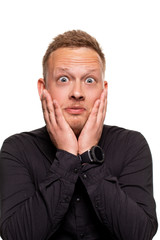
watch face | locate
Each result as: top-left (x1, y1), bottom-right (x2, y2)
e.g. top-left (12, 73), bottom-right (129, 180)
top-left (92, 146), bottom-right (104, 163)
top-left (80, 146), bottom-right (104, 164)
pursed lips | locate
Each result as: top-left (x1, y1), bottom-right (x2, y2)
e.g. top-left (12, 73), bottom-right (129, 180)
top-left (64, 106), bottom-right (86, 115)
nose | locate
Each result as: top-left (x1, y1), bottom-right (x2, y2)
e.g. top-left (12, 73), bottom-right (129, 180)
top-left (69, 81), bottom-right (85, 101)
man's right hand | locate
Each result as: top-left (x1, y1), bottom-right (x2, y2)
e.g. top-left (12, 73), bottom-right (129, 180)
top-left (41, 89), bottom-right (78, 155)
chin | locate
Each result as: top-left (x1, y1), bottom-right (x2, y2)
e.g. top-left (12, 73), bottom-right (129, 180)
top-left (70, 122), bottom-right (84, 136)
top-left (71, 127), bottom-right (82, 137)
top-left (67, 118), bottom-right (86, 136)
top-left (63, 112), bottom-right (89, 136)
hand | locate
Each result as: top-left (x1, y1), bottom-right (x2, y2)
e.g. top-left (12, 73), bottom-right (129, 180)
top-left (78, 87), bottom-right (107, 154)
top-left (41, 89), bottom-right (78, 155)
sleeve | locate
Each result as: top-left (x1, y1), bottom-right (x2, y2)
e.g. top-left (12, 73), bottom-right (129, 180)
top-left (0, 137), bottom-right (80, 240)
top-left (80, 131), bottom-right (158, 240)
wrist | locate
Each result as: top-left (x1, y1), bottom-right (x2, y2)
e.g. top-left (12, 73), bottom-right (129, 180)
top-left (79, 145), bottom-right (104, 164)
top-left (58, 148), bottom-right (78, 156)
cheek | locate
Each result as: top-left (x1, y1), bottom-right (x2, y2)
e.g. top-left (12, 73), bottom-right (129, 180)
top-left (49, 88), bottom-right (67, 104)
top-left (87, 90), bottom-right (102, 107)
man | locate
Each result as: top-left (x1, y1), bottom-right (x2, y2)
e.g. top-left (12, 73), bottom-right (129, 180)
top-left (0, 30), bottom-right (158, 239)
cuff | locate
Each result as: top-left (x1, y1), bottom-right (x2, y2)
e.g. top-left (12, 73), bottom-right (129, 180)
top-left (50, 150), bottom-right (81, 183)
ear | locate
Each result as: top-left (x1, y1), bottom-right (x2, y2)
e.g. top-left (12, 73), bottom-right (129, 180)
top-left (37, 78), bottom-right (45, 99)
top-left (104, 81), bottom-right (108, 90)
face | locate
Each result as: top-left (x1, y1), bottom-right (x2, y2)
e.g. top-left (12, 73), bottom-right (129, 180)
top-left (38, 47), bottom-right (107, 136)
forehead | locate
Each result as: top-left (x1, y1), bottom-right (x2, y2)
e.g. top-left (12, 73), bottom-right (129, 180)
top-left (48, 47), bottom-right (103, 72)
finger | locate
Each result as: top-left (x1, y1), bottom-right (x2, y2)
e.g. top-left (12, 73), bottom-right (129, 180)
top-left (97, 89), bottom-right (107, 123)
top-left (41, 90), bottom-right (57, 127)
top-left (41, 92), bottom-right (51, 127)
top-left (45, 90), bottom-right (57, 126)
top-left (53, 99), bottom-right (68, 128)
top-left (102, 88), bottom-right (108, 119)
top-left (98, 90), bottom-right (105, 115)
top-left (88, 99), bottom-right (100, 121)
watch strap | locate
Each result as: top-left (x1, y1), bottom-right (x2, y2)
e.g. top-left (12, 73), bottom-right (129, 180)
top-left (79, 146), bottom-right (104, 164)
top-left (79, 150), bottom-right (93, 164)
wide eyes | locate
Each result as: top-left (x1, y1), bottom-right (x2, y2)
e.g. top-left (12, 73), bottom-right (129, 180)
top-left (58, 76), bottom-right (95, 84)
top-left (85, 77), bottom-right (95, 84)
top-left (59, 76), bottom-right (69, 82)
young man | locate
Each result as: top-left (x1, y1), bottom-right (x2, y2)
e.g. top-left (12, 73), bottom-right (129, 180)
top-left (0, 30), bottom-right (158, 239)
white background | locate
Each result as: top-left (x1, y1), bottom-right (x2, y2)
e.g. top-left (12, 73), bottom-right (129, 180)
top-left (0, 0), bottom-right (159, 239)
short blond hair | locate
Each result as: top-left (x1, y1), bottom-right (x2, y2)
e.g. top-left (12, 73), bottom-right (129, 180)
top-left (42, 30), bottom-right (105, 80)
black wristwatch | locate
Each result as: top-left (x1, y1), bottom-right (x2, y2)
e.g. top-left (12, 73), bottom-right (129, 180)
top-left (79, 145), bottom-right (104, 164)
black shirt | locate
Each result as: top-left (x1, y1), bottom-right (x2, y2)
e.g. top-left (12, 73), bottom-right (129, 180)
top-left (0, 125), bottom-right (158, 239)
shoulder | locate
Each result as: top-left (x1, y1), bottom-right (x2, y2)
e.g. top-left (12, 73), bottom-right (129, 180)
top-left (101, 124), bottom-right (151, 161)
top-left (0, 126), bottom-right (50, 155)
top-left (2, 126), bottom-right (48, 144)
top-left (101, 125), bottom-right (152, 177)
top-left (0, 127), bottom-right (55, 173)
top-left (101, 124), bottom-right (147, 145)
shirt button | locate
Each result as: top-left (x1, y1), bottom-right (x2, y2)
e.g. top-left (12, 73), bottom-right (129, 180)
top-left (80, 233), bottom-right (84, 238)
top-left (76, 197), bottom-right (80, 202)
top-left (83, 174), bottom-right (87, 179)
top-left (74, 168), bottom-right (78, 173)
